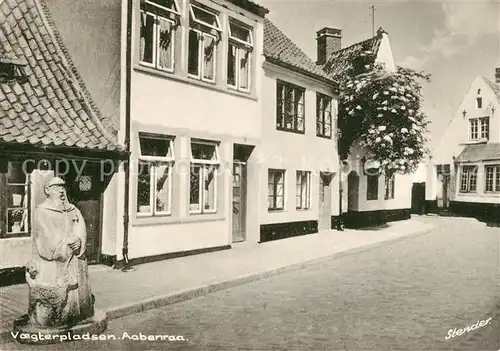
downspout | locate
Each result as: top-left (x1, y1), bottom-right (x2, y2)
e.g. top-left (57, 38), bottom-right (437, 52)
top-left (121, 0), bottom-right (134, 272)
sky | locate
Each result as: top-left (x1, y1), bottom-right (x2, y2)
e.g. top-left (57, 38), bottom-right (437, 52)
top-left (255, 0), bottom-right (500, 149)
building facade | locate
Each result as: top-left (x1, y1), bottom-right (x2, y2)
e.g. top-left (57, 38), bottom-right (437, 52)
top-left (0, 0), bottom-right (125, 284)
top-left (318, 27), bottom-right (413, 228)
top-left (426, 70), bottom-right (500, 222)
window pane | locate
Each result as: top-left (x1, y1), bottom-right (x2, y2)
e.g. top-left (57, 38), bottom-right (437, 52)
top-left (155, 164), bottom-right (170, 213)
top-left (190, 165), bottom-right (201, 211)
top-left (158, 18), bottom-right (174, 70)
top-left (204, 165), bottom-right (217, 211)
top-left (7, 185), bottom-right (27, 208)
top-left (148, 0), bottom-right (178, 12)
top-left (191, 5), bottom-right (220, 29)
top-left (188, 30), bottom-right (200, 76)
top-left (296, 117), bottom-right (304, 132)
top-left (7, 208), bottom-right (28, 234)
top-left (276, 195), bottom-right (284, 209)
top-left (203, 35), bottom-right (216, 81)
top-left (140, 136), bottom-right (171, 157)
top-left (229, 22), bottom-right (251, 44)
top-left (268, 196), bottom-right (274, 209)
top-left (140, 12), bottom-right (155, 64)
top-left (137, 162), bottom-right (152, 213)
top-left (496, 167), bottom-right (500, 191)
top-left (227, 44), bottom-right (236, 86)
top-left (191, 142), bottom-right (217, 160)
top-left (239, 50), bottom-right (250, 90)
top-left (486, 167), bottom-right (494, 192)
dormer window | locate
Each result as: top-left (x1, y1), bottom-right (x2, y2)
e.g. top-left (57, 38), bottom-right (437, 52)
top-left (188, 3), bottom-right (221, 83)
top-left (227, 20), bottom-right (253, 92)
top-left (139, 0), bottom-right (180, 72)
top-left (476, 97), bottom-right (482, 109)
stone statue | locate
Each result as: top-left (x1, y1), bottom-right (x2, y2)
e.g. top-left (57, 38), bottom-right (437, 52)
top-left (26, 177), bottom-right (93, 328)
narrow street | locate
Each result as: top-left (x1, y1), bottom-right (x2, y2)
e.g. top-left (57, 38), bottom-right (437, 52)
top-left (5, 216), bottom-right (500, 350)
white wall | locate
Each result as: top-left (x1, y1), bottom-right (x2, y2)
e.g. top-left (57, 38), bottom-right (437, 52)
top-left (259, 63), bottom-right (340, 226)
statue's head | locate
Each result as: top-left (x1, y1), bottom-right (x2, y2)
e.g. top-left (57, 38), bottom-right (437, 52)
top-left (44, 177), bottom-right (67, 203)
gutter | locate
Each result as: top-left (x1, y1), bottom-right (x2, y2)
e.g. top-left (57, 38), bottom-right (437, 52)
top-left (121, 0), bottom-right (134, 272)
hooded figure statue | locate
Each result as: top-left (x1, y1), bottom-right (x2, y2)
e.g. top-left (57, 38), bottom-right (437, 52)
top-left (26, 177), bottom-right (94, 327)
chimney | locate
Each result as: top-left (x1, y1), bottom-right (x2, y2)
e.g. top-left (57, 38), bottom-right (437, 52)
top-left (495, 67), bottom-right (500, 84)
top-left (316, 27), bottom-right (342, 66)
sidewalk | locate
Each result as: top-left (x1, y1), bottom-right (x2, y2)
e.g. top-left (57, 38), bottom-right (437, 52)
top-left (0, 217), bottom-right (433, 343)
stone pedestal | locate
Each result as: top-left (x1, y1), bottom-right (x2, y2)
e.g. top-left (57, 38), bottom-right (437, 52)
top-left (12, 309), bottom-right (107, 344)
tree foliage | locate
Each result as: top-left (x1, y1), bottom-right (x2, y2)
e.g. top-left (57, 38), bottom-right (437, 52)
top-left (337, 45), bottom-right (431, 175)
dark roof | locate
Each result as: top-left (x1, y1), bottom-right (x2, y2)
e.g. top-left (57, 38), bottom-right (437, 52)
top-left (322, 30), bottom-right (383, 78)
top-left (456, 143), bottom-right (500, 162)
top-left (0, 0), bottom-right (123, 154)
top-left (263, 19), bottom-right (336, 85)
top-left (482, 76), bottom-right (500, 102)
top-left (226, 0), bottom-right (268, 17)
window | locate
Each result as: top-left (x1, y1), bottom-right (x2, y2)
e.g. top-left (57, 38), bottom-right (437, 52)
top-left (460, 166), bottom-right (477, 193)
top-left (136, 134), bottom-right (175, 216)
top-left (384, 173), bottom-right (395, 200)
top-left (296, 171), bottom-right (311, 209)
top-left (469, 118), bottom-right (489, 140)
top-left (316, 93), bottom-right (332, 138)
top-left (268, 169), bottom-right (285, 211)
top-left (1, 161), bottom-right (30, 238)
top-left (480, 117), bottom-right (489, 140)
top-left (485, 165), bottom-right (500, 192)
top-left (476, 97), bottom-right (482, 109)
top-left (276, 81), bottom-right (305, 133)
top-left (469, 119), bottom-right (478, 140)
top-left (367, 175), bottom-right (378, 200)
top-left (188, 3), bottom-right (221, 83)
top-left (227, 21), bottom-right (252, 92)
top-left (189, 140), bottom-right (220, 214)
top-left (139, 0), bottom-right (179, 72)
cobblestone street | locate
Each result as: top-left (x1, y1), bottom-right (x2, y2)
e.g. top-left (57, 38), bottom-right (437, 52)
top-left (5, 216), bottom-right (500, 350)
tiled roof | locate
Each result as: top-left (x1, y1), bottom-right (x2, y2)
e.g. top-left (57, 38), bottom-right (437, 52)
top-left (456, 143), bottom-right (500, 162)
top-left (263, 19), bottom-right (336, 84)
top-left (0, 0), bottom-right (123, 154)
top-left (322, 33), bottom-right (383, 78)
top-left (482, 76), bottom-right (500, 102)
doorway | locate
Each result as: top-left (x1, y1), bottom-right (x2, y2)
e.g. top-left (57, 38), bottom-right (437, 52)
top-left (232, 161), bottom-right (246, 242)
top-left (65, 162), bottom-right (103, 264)
top-left (318, 172), bottom-right (333, 230)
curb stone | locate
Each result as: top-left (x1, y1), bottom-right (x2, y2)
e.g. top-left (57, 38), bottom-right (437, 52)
top-left (0, 224), bottom-right (433, 345)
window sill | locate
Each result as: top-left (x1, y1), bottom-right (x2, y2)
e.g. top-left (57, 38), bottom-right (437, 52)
top-left (296, 208), bottom-right (312, 211)
top-left (316, 134), bottom-right (333, 140)
top-left (0, 234), bottom-right (31, 240)
top-left (460, 139), bottom-right (488, 145)
top-left (134, 65), bottom-right (257, 101)
top-left (268, 208), bottom-right (285, 213)
top-left (276, 127), bottom-right (305, 135)
top-left (132, 213), bottom-right (225, 227)
top-left (457, 192), bottom-right (478, 195)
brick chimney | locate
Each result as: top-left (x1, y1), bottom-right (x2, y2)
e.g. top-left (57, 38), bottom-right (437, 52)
top-left (495, 67), bottom-right (500, 84)
top-left (316, 27), bottom-right (342, 66)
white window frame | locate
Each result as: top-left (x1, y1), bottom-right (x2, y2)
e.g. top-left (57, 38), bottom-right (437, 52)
top-left (316, 93), bottom-right (333, 138)
top-left (136, 136), bottom-right (175, 217)
top-left (145, 0), bottom-right (180, 16)
top-left (189, 140), bottom-right (220, 214)
top-left (459, 165), bottom-right (477, 193)
top-left (485, 165), bottom-right (500, 193)
top-left (480, 117), bottom-right (489, 140)
top-left (189, 3), bottom-right (222, 32)
top-left (296, 171), bottom-right (311, 210)
top-left (187, 28), bottom-right (217, 83)
top-left (139, 11), bottom-right (176, 73)
top-left (469, 118), bottom-right (479, 140)
top-left (268, 169), bottom-right (286, 211)
top-left (227, 20), bottom-right (253, 92)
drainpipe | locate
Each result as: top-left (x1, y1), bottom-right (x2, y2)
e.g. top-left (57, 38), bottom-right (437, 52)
top-left (337, 128), bottom-right (344, 231)
top-left (121, 0), bottom-right (134, 272)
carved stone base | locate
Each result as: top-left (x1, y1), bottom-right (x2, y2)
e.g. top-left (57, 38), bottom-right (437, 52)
top-left (12, 309), bottom-right (107, 344)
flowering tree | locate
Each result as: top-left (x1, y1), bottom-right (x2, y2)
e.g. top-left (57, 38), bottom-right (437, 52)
top-left (337, 46), bottom-right (431, 175)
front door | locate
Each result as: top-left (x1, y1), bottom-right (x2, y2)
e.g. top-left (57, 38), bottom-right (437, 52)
top-left (318, 172), bottom-right (332, 230)
top-left (232, 162), bottom-right (246, 242)
top-left (66, 163), bottom-right (103, 264)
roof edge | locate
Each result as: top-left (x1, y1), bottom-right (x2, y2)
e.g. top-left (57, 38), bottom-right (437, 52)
top-left (264, 57), bottom-right (338, 88)
top-left (226, 0), bottom-right (269, 17)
